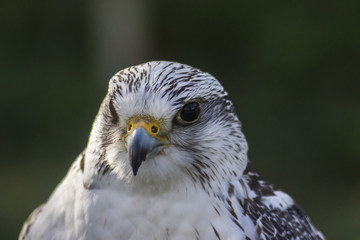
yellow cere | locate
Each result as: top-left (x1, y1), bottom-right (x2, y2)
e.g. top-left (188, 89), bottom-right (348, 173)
top-left (123, 116), bottom-right (168, 142)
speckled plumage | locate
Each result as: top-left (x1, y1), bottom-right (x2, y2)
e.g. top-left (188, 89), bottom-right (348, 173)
top-left (20, 61), bottom-right (325, 240)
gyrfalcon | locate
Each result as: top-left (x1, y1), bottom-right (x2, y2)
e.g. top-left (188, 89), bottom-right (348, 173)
top-left (20, 61), bottom-right (325, 240)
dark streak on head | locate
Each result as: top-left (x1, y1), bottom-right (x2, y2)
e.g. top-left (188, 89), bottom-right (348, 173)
top-left (212, 225), bottom-right (221, 240)
top-left (108, 97), bottom-right (119, 124)
top-left (232, 218), bottom-right (245, 231)
top-left (19, 205), bottom-right (44, 240)
top-left (228, 183), bottom-right (234, 197)
top-left (80, 151), bottom-right (85, 173)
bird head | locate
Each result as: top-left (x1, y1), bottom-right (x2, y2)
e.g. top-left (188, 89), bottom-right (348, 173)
top-left (86, 61), bottom-right (248, 188)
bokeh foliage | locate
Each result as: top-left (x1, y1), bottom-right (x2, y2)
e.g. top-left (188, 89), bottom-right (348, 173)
top-left (0, 1), bottom-right (359, 239)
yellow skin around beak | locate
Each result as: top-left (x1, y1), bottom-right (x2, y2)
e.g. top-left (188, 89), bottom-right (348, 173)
top-left (123, 117), bottom-right (168, 176)
top-left (123, 117), bottom-right (167, 141)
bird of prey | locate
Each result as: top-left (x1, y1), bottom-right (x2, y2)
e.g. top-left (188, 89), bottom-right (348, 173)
top-left (20, 61), bottom-right (325, 240)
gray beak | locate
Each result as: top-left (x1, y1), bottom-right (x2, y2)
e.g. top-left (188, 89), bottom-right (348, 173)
top-left (125, 128), bottom-right (162, 176)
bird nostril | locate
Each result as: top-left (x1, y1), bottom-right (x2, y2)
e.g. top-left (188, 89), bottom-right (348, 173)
top-left (151, 126), bottom-right (158, 134)
top-left (128, 123), bottom-right (133, 132)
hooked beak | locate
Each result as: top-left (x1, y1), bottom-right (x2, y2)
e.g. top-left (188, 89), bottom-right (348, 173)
top-left (125, 123), bottom-right (163, 176)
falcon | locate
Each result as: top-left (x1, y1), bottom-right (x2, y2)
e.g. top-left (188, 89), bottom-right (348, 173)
top-left (20, 61), bottom-right (325, 240)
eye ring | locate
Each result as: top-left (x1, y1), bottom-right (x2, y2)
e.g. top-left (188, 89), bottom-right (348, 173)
top-left (127, 123), bottom-right (133, 132)
top-left (176, 100), bottom-right (201, 124)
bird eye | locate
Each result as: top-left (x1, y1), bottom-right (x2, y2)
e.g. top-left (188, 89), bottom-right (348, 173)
top-left (176, 101), bottom-right (201, 124)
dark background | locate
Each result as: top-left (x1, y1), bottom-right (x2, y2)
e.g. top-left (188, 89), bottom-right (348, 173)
top-left (1, 1), bottom-right (359, 239)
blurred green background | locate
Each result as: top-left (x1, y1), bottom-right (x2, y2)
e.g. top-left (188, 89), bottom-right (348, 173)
top-left (1, 1), bottom-right (359, 239)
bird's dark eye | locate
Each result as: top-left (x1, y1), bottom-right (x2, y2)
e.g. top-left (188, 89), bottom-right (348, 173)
top-left (176, 101), bottom-right (201, 124)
